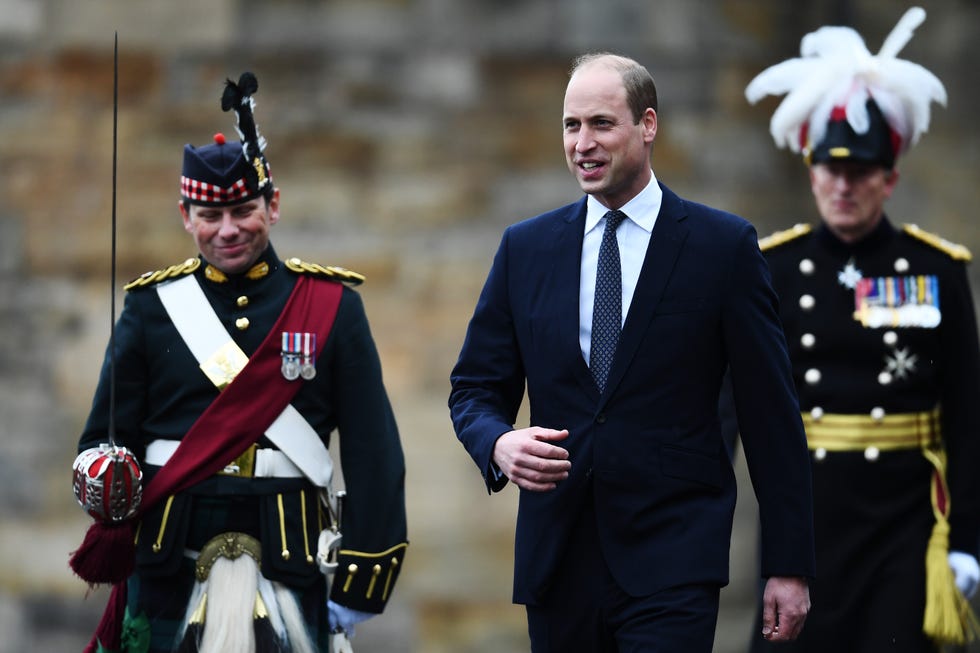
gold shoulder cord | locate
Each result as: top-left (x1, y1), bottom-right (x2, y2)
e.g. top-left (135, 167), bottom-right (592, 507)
top-left (124, 257), bottom-right (201, 290)
top-left (284, 257), bottom-right (365, 286)
top-left (758, 223), bottom-right (812, 252)
top-left (903, 224), bottom-right (972, 262)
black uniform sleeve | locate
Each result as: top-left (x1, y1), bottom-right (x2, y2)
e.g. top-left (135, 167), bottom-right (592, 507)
top-left (326, 289), bottom-right (408, 613)
top-left (938, 261), bottom-right (980, 555)
top-left (78, 290), bottom-right (151, 458)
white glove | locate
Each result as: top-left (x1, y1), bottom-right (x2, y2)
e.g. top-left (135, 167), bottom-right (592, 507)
top-left (948, 551), bottom-right (980, 599)
top-left (328, 599), bottom-right (375, 637)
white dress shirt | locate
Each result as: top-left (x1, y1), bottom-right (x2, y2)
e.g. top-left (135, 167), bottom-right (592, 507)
top-left (579, 172), bottom-right (663, 365)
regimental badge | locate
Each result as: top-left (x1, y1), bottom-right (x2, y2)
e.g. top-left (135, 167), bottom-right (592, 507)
top-left (200, 340), bottom-right (249, 390)
top-left (281, 332), bottom-right (317, 381)
top-left (853, 274), bottom-right (941, 328)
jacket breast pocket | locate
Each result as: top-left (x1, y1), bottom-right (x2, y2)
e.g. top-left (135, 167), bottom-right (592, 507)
top-left (653, 296), bottom-right (708, 316)
top-left (641, 297), bottom-right (717, 358)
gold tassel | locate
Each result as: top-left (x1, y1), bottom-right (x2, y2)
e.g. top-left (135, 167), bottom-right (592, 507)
top-left (921, 447), bottom-right (980, 645)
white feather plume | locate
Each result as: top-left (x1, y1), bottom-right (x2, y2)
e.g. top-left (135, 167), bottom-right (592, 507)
top-left (745, 7), bottom-right (945, 156)
top-left (878, 7), bottom-right (926, 58)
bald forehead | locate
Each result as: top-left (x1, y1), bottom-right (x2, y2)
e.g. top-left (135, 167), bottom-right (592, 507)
top-left (566, 54), bottom-right (636, 99)
top-left (571, 58), bottom-right (619, 85)
top-left (565, 63), bottom-right (626, 106)
top-left (572, 52), bottom-right (638, 75)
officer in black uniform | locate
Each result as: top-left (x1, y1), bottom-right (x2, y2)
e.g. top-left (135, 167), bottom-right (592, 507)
top-left (744, 9), bottom-right (980, 652)
top-left (77, 73), bottom-right (407, 652)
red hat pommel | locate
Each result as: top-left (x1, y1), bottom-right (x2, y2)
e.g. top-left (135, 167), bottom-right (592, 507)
top-left (72, 444), bottom-right (143, 522)
top-left (213, 132), bottom-right (226, 145)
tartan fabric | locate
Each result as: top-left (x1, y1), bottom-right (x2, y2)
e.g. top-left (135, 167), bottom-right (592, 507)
top-left (126, 564), bottom-right (194, 653)
top-left (180, 175), bottom-right (252, 205)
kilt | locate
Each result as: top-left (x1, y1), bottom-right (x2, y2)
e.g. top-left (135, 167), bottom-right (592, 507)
top-left (123, 490), bottom-right (331, 653)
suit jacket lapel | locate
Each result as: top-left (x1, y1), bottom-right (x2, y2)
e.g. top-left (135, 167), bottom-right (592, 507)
top-left (548, 199), bottom-right (597, 396)
top-left (603, 184), bottom-right (689, 398)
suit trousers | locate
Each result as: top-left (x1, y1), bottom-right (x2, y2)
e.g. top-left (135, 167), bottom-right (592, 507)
top-left (525, 491), bottom-right (720, 653)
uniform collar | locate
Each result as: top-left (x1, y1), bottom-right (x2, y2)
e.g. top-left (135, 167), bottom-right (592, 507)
top-left (201, 245), bottom-right (280, 285)
top-left (817, 215), bottom-right (895, 256)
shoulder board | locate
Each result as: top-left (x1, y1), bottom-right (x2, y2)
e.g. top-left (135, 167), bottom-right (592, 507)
top-left (124, 257), bottom-right (201, 291)
top-left (903, 224), bottom-right (972, 261)
top-left (758, 223), bottom-right (812, 252)
top-left (284, 257), bottom-right (365, 286)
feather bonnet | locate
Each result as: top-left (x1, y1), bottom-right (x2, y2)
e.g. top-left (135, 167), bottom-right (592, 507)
top-left (745, 7), bottom-right (946, 164)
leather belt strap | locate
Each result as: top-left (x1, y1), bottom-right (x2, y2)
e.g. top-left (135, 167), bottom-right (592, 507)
top-left (156, 274), bottom-right (334, 488)
top-left (145, 440), bottom-right (303, 478)
top-left (802, 408), bottom-right (941, 452)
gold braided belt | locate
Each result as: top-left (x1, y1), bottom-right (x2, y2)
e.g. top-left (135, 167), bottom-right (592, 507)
top-left (802, 408), bottom-right (941, 453)
top-left (802, 406), bottom-right (980, 643)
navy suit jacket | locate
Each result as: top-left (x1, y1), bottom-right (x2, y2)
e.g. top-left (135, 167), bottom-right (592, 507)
top-left (450, 183), bottom-right (815, 605)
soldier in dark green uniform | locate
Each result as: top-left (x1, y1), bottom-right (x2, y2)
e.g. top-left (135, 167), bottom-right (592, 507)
top-left (743, 8), bottom-right (980, 652)
top-left (77, 73), bottom-right (407, 652)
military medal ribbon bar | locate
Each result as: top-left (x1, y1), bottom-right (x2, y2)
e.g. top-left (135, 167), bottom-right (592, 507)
top-left (281, 332), bottom-right (317, 380)
top-left (853, 274), bottom-right (941, 328)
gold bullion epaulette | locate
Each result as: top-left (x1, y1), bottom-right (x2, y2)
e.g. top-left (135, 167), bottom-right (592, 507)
top-left (903, 224), bottom-right (972, 261)
top-left (758, 223), bottom-right (812, 252)
top-left (124, 257), bottom-right (201, 291)
top-left (284, 257), bottom-right (365, 286)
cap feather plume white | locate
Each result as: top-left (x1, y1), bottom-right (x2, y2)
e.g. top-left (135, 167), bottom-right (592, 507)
top-left (745, 7), bottom-right (946, 156)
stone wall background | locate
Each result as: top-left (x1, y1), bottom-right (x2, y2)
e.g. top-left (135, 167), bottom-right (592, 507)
top-left (1, 1), bottom-right (979, 651)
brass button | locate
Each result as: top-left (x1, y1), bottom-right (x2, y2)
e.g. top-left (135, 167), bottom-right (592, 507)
top-left (236, 295), bottom-right (249, 307)
top-left (236, 317), bottom-right (250, 331)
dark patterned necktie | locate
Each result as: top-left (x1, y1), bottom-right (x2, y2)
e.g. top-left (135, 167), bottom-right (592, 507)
top-left (590, 210), bottom-right (626, 392)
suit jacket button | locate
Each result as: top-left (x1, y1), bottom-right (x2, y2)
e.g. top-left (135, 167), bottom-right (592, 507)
top-left (596, 413), bottom-right (606, 424)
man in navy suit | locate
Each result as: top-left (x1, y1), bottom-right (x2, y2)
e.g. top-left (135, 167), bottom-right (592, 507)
top-left (449, 52), bottom-right (815, 651)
